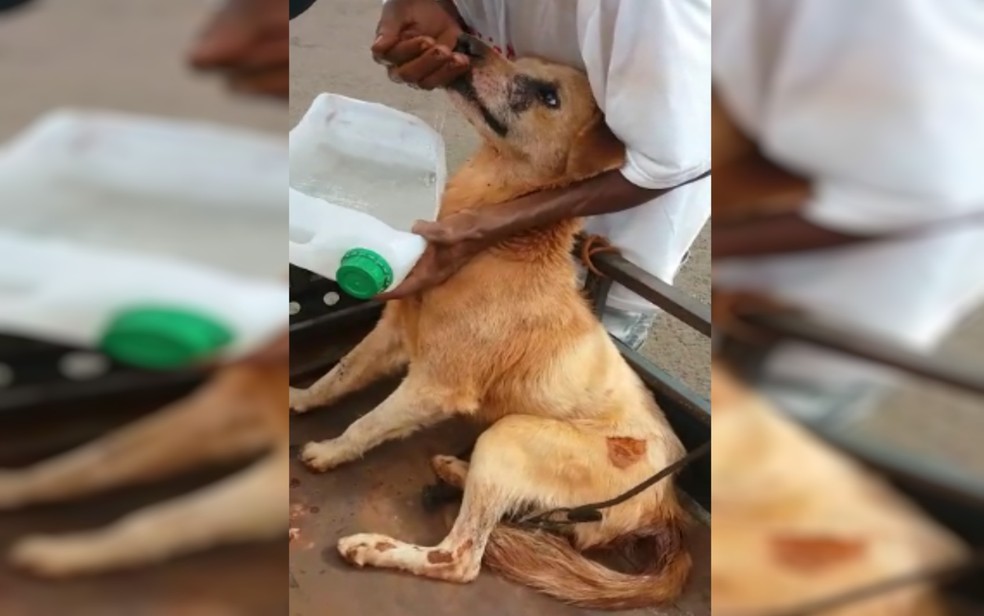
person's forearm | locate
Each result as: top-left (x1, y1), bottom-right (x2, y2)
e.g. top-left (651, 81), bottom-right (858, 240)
top-left (483, 169), bottom-right (694, 239)
top-left (713, 212), bottom-right (872, 258)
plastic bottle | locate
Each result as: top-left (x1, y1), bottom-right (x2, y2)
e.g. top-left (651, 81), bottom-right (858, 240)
top-left (0, 108), bottom-right (287, 368)
top-left (289, 188), bottom-right (425, 298)
top-left (0, 231), bottom-right (285, 369)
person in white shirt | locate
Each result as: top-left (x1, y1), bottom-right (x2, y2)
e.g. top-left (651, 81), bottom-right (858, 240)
top-left (370, 0), bottom-right (711, 349)
top-left (712, 0), bottom-right (984, 423)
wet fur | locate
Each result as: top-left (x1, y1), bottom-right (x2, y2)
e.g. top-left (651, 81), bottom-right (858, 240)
top-left (0, 363), bottom-right (288, 577)
top-left (291, 38), bottom-right (691, 609)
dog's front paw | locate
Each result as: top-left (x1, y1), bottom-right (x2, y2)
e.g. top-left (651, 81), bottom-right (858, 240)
top-left (9, 534), bottom-right (106, 578)
top-left (289, 387), bottom-right (313, 414)
top-left (299, 440), bottom-right (350, 472)
top-left (337, 533), bottom-right (382, 567)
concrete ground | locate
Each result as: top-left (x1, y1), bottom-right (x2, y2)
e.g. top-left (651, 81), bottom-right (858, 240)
top-left (289, 0), bottom-right (712, 398)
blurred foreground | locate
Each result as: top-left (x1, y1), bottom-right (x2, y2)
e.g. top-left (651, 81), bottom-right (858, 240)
top-left (0, 2), bottom-right (286, 614)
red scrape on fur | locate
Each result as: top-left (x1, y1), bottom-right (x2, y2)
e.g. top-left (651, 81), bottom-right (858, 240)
top-left (771, 534), bottom-right (867, 572)
top-left (607, 437), bottom-right (647, 469)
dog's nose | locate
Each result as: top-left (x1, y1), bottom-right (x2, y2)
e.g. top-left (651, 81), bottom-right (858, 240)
top-left (453, 33), bottom-right (484, 59)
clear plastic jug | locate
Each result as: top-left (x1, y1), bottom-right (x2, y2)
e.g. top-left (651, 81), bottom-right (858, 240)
top-left (289, 93), bottom-right (445, 233)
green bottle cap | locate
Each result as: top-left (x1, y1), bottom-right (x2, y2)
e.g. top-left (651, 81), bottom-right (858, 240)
top-left (99, 306), bottom-right (234, 369)
top-left (336, 248), bottom-right (393, 299)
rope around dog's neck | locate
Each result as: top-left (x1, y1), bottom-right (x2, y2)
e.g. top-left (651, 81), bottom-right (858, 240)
top-left (579, 234), bottom-right (621, 277)
top-left (511, 440), bottom-right (710, 531)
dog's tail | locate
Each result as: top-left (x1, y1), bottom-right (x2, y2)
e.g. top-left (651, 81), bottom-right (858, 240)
top-left (483, 515), bottom-right (691, 610)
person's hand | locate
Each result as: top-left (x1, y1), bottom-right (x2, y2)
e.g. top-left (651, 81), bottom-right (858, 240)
top-left (187, 0), bottom-right (288, 99)
top-left (372, 0), bottom-right (470, 90)
top-left (376, 209), bottom-right (508, 300)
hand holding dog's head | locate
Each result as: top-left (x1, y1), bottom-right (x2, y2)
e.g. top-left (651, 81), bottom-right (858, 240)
top-left (446, 36), bottom-right (624, 180)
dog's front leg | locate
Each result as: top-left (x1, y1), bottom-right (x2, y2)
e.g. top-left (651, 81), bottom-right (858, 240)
top-left (299, 373), bottom-right (475, 472)
top-left (0, 368), bottom-right (272, 511)
top-left (8, 447), bottom-right (287, 578)
top-left (337, 445), bottom-right (504, 583)
top-left (290, 306), bottom-right (407, 413)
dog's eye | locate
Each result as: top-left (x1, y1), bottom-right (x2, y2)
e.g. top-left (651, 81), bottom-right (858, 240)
top-left (538, 87), bottom-right (560, 109)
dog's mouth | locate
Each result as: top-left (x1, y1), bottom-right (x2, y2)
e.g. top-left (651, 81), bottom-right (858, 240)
top-left (447, 74), bottom-right (509, 138)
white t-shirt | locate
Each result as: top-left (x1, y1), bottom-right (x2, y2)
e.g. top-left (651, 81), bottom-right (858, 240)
top-left (452, 0), bottom-right (712, 313)
top-left (713, 0), bottom-right (984, 385)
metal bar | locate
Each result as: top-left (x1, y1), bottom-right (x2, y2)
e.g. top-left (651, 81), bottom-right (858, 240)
top-left (587, 248), bottom-right (712, 337)
top-left (616, 338), bottom-right (710, 421)
top-left (740, 312), bottom-right (984, 396)
top-left (0, 369), bottom-right (202, 415)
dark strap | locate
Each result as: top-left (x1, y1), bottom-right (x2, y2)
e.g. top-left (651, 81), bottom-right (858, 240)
top-left (514, 440), bottom-right (710, 530)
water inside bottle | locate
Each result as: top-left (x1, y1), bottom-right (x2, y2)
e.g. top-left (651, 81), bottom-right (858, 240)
top-left (290, 149), bottom-right (438, 233)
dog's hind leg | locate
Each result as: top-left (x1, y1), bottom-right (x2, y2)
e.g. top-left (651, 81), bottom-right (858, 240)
top-left (336, 415), bottom-right (595, 581)
top-left (0, 367), bottom-right (273, 511)
top-left (299, 372), bottom-right (476, 472)
top-left (337, 443), bottom-right (508, 583)
top-left (290, 306), bottom-right (406, 413)
top-left (8, 448), bottom-right (286, 578)
top-left (336, 415), bottom-right (671, 583)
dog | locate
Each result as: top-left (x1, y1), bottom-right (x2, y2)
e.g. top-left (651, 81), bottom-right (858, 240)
top-left (289, 35), bottom-right (693, 610)
top-left (0, 359), bottom-right (288, 577)
top-left (711, 363), bottom-right (967, 616)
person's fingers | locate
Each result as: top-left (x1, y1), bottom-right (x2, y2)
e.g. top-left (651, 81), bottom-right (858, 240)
top-left (376, 272), bottom-right (430, 301)
top-left (412, 220), bottom-right (456, 243)
top-left (372, 0), bottom-right (406, 62)
top-left (381, 35), bottom-right (436, 67)
top-left (390, 45), bottom-right (453, 88)
top-left (434, 25), bottom-right (465, 53)
top-left (418, 55), bottom-right (469, 90)
top-left (371, 30), bottom-right (402, 65)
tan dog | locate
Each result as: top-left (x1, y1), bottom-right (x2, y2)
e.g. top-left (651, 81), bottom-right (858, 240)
top-left (711, 363), bottom-right (967, 616)
top-left (0, 360), bottom-right (288, 577)
top-left (289, 38), bottom-right (692, 609)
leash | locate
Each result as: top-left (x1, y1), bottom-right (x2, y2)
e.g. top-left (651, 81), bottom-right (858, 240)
top-left (512, 440), bottom-right (710, 531)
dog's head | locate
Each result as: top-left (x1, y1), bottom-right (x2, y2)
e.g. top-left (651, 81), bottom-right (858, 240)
top-left (446, 34), bottom-right (624, 179)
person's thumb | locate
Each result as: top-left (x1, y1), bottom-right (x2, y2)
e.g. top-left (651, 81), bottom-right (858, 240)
top-left (372, 8), bottom-right (403, 62)
top-left (412, 220), bottom-right (454, 244)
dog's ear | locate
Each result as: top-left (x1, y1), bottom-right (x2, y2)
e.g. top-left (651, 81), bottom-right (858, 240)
top-left (565, 112), bottom-right (625, 179)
